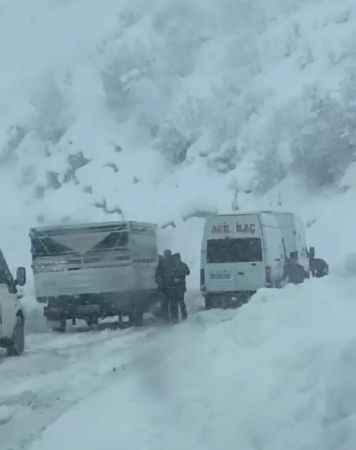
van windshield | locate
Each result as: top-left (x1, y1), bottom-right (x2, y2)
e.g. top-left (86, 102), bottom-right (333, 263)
top-left (207, 238), bottom-right (262, 263)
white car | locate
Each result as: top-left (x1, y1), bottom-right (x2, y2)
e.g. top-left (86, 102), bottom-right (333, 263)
top-left (0, 251), bottom-right (26, 356)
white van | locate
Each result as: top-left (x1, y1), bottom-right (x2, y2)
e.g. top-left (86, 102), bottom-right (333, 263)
top-left (200, 211), bottom-right (309, 308)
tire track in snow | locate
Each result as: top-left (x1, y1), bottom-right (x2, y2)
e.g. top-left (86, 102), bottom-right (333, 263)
top-left (0, 291), bottom-right (204, 450)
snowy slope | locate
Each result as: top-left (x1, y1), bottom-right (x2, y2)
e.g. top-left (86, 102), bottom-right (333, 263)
top-left (1, 0), bottom-right (356, 281)
top-left (1, 1), bottom-right (356, 450)
top-left (25, 277), bottom-right (356, 450)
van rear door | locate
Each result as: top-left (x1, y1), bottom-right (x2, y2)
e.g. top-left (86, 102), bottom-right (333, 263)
top-left (206, 237), bottom-right (265, 291)
top-left (204, 214), bottom-right (266, 292)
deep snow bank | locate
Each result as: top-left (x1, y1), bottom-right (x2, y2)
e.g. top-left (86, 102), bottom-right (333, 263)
top-left (29, 275), bottom-right (356, 450)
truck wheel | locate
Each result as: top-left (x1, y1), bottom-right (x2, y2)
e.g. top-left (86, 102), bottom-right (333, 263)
top-left (129, 311), bottom-right (143, 327)
top-left (7, 316), bottom-right (25, 356)
top-left (86, 316), bottom-right (99, 328)
top-left (49, 319), bottom-right (66, 333)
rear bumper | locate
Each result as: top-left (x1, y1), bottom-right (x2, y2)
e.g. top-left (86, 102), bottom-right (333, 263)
top-left (44, 304), bottom-right (101, 321)
top-left (42, 290), bottom-right (159, 320)
top-left (33, 265), bottom-right (156, 299)
top-left (202, 291), bottom-right (256, 308)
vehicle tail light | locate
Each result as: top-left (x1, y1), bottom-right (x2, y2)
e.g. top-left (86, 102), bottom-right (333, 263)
top-left (265, 266), bottom-right (272, 286)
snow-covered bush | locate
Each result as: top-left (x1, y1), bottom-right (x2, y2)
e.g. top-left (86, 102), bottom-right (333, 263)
top-left (152, 1), bottom-right (213, 78)
top-left (30, 74), bottom-right (72, 144)
top-left (154, 123), bottom-right (192, 165)
top-left (291, 89), bottom-right (356, 188)
top-left (0, 125), bottom-right (27, 164)
top-left (255, 148), bottom-right (288, 192)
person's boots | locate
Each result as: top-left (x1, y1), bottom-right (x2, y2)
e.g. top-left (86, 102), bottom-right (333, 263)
top-left (160, 294), bottom-right (169, 321)
top-left (170, 301), bottom-right (179, 324)
top-left (180, 302), bottom-right (188, 320)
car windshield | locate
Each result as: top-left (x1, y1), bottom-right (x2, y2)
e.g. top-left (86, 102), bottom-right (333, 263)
top-left (0, 271), bottom-right (8, 284)
top-left (207, 238), bottom-right (262, 263)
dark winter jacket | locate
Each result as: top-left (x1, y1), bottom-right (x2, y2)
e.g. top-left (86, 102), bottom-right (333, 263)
top-left (310, 258), bottom-right (329, 278)
top-left (172, 257), bottom-right (190, 294)
top-left (283, 260), bottom-right (307, 285)
top-left (155, 256), bottom-right (165, 289)
top-left (155, 254), bottom-right (190, 294)
top-left (155, 254), bottom-right (176, 291)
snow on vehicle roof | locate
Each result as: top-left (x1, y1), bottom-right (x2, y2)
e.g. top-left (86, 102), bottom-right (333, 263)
top-left (208, 210), bottom-right (294, 217)
top-left (30, 221), bottom-right (157, 236)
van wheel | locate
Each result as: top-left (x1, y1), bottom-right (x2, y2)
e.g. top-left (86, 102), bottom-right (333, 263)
top-left (204, 296), bottom-right (213, 310)
top-left (7, 316), bottom-right (25, 356)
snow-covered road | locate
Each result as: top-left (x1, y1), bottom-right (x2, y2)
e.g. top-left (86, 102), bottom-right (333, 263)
top-left (3, 279), bottom-right (356, 450)
top-left (0, 304), bottom-right (192, 450)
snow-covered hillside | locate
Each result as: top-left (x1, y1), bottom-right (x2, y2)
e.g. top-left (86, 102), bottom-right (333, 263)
top-left (2, 1), bottom-right (356, 450)
top-left (1, 0), bottom-right (356, 279)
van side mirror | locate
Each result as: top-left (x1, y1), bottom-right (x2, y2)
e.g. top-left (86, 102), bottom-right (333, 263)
top-left (309, 247), bottom-right (315, 259)
top-left (16, 267), bottom-right (26, 286)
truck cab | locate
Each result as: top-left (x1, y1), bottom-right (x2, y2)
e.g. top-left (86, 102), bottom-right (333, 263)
top-left (0, 250), bottom-right (26, 356)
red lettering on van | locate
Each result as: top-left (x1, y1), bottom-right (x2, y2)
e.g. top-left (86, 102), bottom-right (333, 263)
top-left (212, 224), bottom-right (231, 233)
top-left (236, 224), bottom-right (256, 234)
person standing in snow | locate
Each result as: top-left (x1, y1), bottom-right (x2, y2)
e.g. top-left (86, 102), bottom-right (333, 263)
top-left (155, 254), bottom-right (165, 317)
top-left (155, 249), bottom-right (174, 321)
top-left (171, 253), bottom-right (190, 321)
top-left (155, 250), bottom-right (190, 323)
top-left (283, 251), bottom-right (308, 285)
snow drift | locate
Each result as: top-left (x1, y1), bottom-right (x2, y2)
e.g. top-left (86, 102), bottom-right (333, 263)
top-left (29, 276), bottom-right (356, 450)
